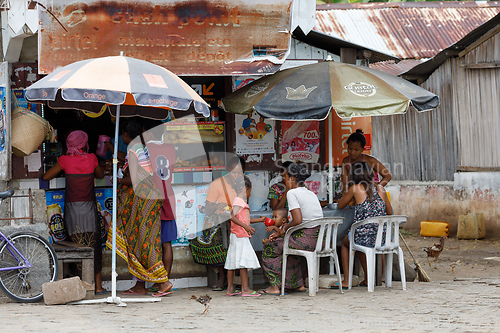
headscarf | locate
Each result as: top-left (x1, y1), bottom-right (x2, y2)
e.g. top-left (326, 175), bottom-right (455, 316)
top-left (66, 130), bottom-right (88, 156)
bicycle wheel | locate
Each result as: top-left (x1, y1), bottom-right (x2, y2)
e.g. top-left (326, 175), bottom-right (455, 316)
top-left (0, 232), bottom-right (58, 302)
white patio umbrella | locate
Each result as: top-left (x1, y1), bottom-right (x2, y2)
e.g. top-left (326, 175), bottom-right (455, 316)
top-left (25, 54), bottom-right (209, 305)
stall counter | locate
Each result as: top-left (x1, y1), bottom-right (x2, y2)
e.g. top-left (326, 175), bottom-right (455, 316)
top-left (216, 206), bottom-right (355, 252)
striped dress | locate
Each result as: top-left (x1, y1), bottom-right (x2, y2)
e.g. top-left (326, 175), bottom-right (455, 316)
top-left (106, 143), bottom-right (169, 282)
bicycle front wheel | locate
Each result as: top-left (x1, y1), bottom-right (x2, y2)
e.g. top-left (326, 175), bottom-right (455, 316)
top-left (0, 232), bottom-right (58, 302)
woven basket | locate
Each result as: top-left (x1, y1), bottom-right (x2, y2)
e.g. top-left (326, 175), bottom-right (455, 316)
top-left (11, 106), bottom-right (52, 157)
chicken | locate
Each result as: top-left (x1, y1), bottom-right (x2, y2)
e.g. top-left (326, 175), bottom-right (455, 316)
top-left (190, 294), bottom-right (212, 315)
top-left (450, 260), bottom-right (462, 273)
top-left (422, 235), bottom-right (447, 269)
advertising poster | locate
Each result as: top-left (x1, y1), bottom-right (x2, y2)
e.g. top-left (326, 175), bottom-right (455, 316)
top-left (304, 172), bottom-right (328, 201)
top-left (165, 121), bottom-right (226, 172)
top-left (95, 188), bottom-right (113, 247)
top-left (12, 89), bottom-right (37, 113)
top-left (246, 171), bottom-right (270, 211)
top-left (45, 189), bottom-right (113, 246)
top-left (0, 87), bottom-right (6, 152)
top-left (195, 184), bottom-right (210, 235)
top-left (326, 114), bottom-right (372, 166)
top-left (233, 75), bottom-right (261, 91)
top-left (281, 121), bottom-right (320, 163)
top-left (45, 190), bottom-right (66, 242)
top-left (235, 112), bottom-right (275, 154)
top-left (172, 185), bottom-right (197, 246)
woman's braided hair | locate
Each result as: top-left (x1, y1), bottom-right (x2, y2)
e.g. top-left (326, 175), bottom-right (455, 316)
top-left (286, 162), bottom-right (311, 185)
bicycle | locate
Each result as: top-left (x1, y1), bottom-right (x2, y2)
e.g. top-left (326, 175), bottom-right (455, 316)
top-left (0, 190), bottom-right (58, 302)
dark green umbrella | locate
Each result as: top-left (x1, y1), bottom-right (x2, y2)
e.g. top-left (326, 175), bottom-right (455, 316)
top-left (221, 61), bottom-right (439, 120)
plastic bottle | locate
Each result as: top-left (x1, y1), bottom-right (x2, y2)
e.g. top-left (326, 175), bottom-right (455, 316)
top-left (96, 135), bottom-right (111, 157)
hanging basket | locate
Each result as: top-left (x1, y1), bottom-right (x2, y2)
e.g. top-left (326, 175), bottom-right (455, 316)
top-left (11, 106), bottom-right (52, 157)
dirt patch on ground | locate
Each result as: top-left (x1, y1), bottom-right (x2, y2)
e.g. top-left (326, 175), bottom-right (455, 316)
top-left (401, 232), bottom-right (500, 281)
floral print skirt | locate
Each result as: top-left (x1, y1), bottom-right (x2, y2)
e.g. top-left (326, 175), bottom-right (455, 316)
top-left (261, 226), bottom-right (319, 289)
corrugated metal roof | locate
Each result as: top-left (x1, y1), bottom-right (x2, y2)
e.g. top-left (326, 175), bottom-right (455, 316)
top-left (401, 12), bottom-right (500, 81)
top-left (316, 2), bottom-right (500, 60)
top-left (292, 28), bottom-right (399, 63)
top-left (370, 59), bottom-right (426, 76)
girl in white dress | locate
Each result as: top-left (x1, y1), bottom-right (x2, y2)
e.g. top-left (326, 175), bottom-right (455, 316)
top-left (225, 176), bottom-right (265, 297)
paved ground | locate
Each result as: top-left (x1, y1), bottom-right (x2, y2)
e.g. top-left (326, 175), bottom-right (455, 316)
top-left (1, 279), bottom-right (499, 333)
top-left (1, 235), bottom-right (499, 332)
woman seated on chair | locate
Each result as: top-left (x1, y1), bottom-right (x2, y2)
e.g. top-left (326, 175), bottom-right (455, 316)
top-left (260, 162), bottom-right (323, 295)
top-left (337, 161), bottom-right (393, 289)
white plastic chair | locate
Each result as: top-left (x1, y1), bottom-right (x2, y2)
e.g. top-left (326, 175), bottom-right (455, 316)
top-left (348, 215), bottom-right (407, 292)
top-left (281, 217), bottom-right (345, 296)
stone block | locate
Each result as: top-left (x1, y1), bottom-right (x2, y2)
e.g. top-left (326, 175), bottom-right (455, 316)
top-left (392, 255), bottom-right (417, 282)
top-left (457, 213), bottom-right (486, 239)
top-left (42, 276), bottom-right (87, 305)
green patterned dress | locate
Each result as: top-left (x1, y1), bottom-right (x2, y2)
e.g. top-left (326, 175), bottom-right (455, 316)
top-left (262, 226), bottom-right (319, 289)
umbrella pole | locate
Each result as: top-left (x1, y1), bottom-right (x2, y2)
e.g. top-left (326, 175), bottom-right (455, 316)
top-left (328, 110), bottom-right (334, 205)
top-left (110, 105), bottom-right (120, 302)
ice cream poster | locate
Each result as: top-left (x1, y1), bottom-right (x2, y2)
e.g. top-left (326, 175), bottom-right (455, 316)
top-left (235, 112), bottom-right (275, 154)
top-left (195, 184), bottom-right (210, 236)
top-left (281, 121), bottom-right (320, 163)
top-left (172, 185), bottom-right (197, 246)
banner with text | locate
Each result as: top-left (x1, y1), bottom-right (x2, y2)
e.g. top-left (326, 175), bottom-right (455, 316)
top-left (281, 121), bottom-right (320, 163)
top-left (326, 114), bottom-right (372, 166)
top-left (39, 0), bottom-right (292, 75)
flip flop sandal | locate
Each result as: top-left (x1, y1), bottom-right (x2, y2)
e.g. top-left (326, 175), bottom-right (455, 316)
top-left (212, 285), bottom-right (224, 291)
top-left (146, 287), bottom-right (159, 292)
top-left (358, 281), bottom-right (368, 287)
top-left (241, 291), bottom-right (261, 297)
top-left (330, 283), bottom-right (348, 290)
top-left (225, 290), bottom-right (241, 296)
top-left (259, 289), bottom-right (283, 296)
top-left (122, 289), bottom-right (147, 295)
top-left (95, 290), bottom-right (109, 295)
top-left (151, 290), bottom-right (174, 297)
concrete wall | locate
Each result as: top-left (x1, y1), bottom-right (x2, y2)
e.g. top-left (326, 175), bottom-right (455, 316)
top-left (0, 179), bottom-right (49, 239)
top-left (387, 172), bottom-right (500, 237)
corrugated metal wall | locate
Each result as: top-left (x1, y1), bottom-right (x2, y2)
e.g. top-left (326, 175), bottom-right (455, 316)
top-left (372, 30), bottom-right (500, 180)
top-left (456, 32), bottom-right (500, 169)
top-left (372, 60), bottom-right (458, 181)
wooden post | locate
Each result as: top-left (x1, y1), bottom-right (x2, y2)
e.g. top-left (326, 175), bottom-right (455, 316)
top-left (340, 48), bottom-right (357, 64)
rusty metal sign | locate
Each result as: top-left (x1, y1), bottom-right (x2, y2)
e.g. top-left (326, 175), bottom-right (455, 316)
top-left (39, 0), bottom-right (292, 75)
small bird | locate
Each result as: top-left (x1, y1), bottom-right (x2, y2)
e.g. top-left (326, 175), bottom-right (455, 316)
top-left (190, 294), bottom-right (212, 315)
top-left (450, 260), bottom-right (462, 273)
top-left (423, 235), bottom-right (447, 269)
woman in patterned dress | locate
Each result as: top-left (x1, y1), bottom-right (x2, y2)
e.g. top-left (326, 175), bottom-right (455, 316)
top-left (340, 129), bottom-right (391, 194)
top-left (189, 156), bottom-right (246, 291)
top-left (267, 161), bottom-right (292, 210)
top-left (106, 121), bottom-right (172, 296)
top-left (337, 161), bottom-right (393, 289)
top-left (261, 163), bottom-right (323, 295)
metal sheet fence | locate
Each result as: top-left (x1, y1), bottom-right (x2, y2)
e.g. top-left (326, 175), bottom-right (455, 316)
top-left (372, 31), bottom-right (500, 180)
